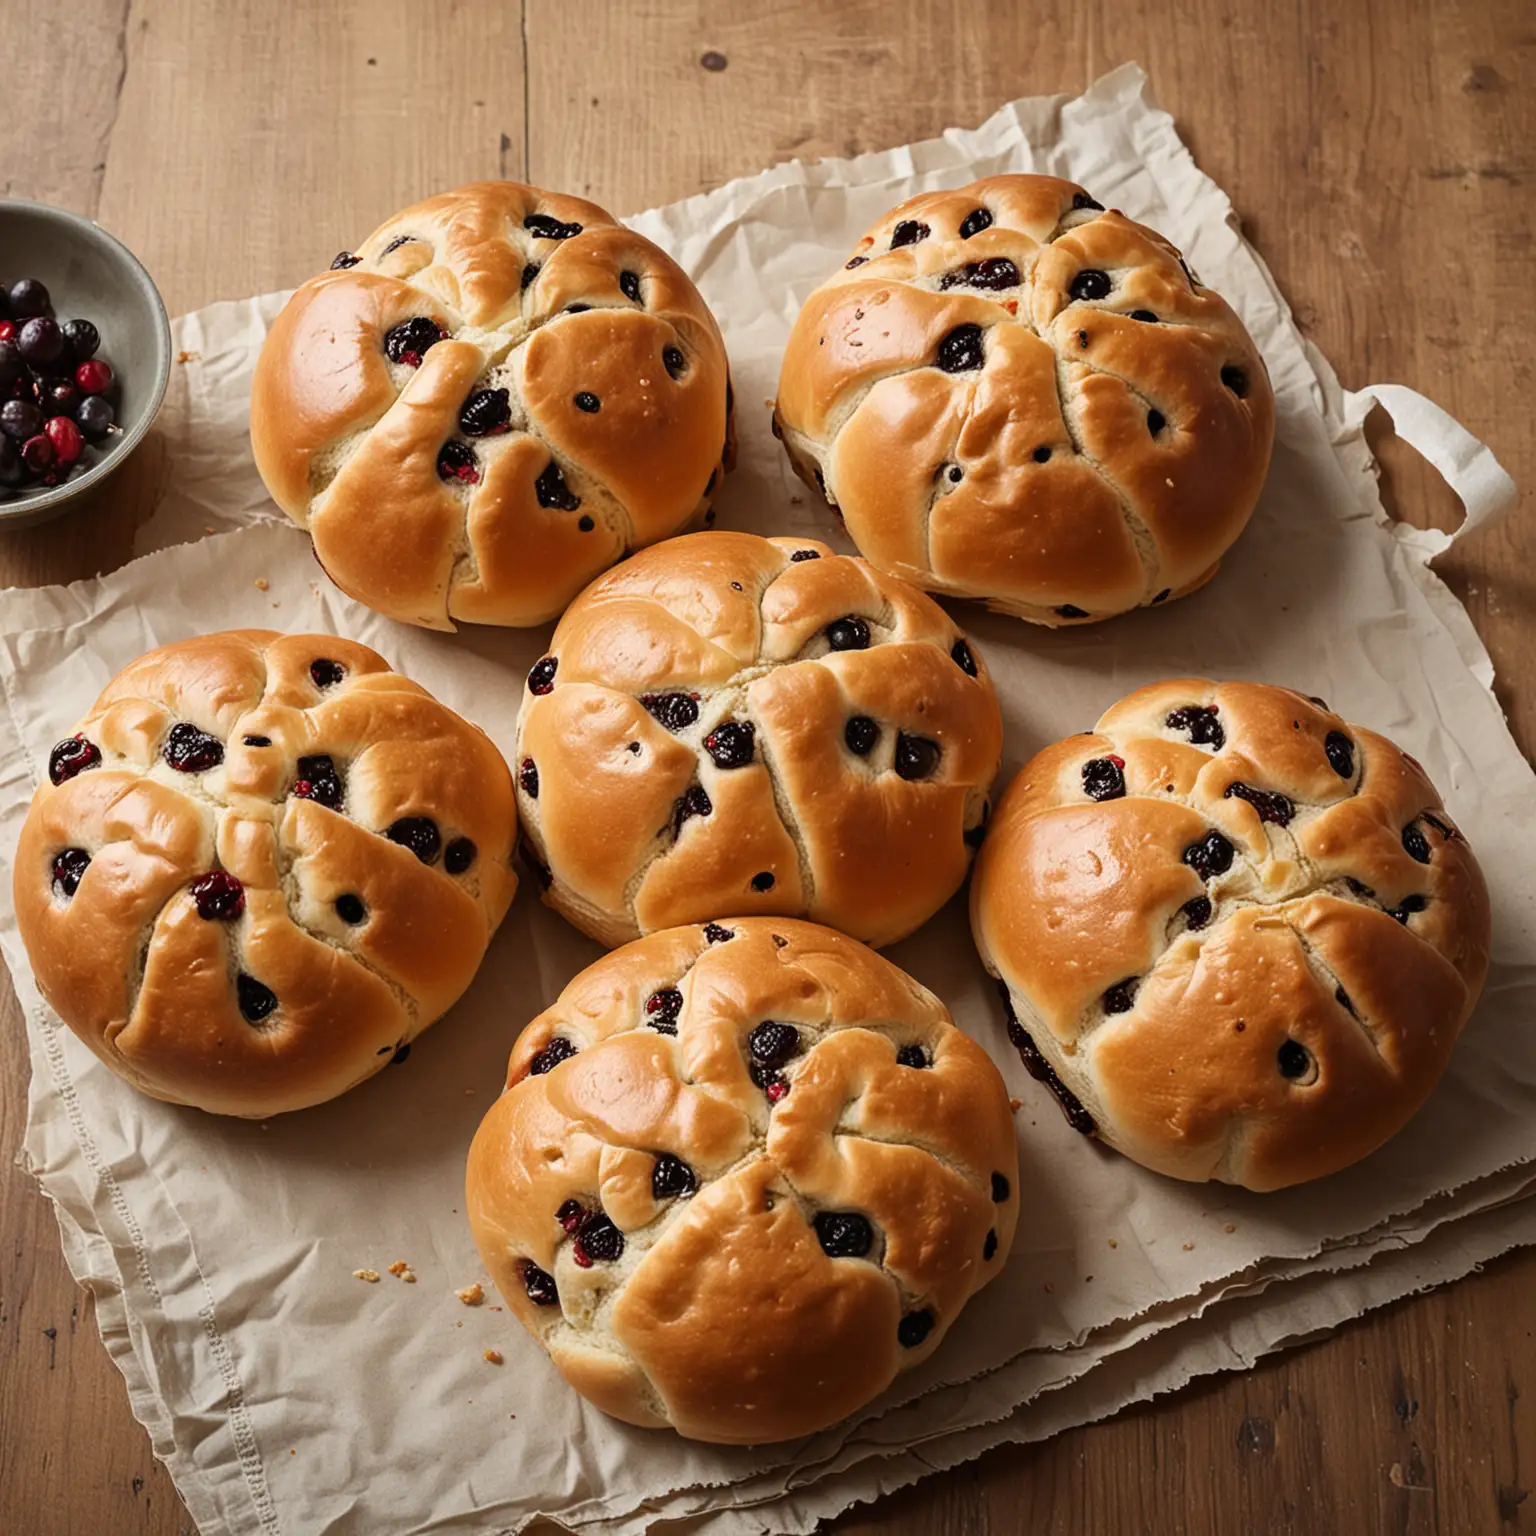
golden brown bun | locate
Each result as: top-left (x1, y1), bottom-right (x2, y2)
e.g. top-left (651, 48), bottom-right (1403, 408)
top-left (13, 631), bottom-right (517, 1116)
top-left (970, 680), bottom-right (1491, 1190)
top-left (514, 530), bottom-right (1003, 948)
top-left (773, 175), bottom-right (1274, 625)
top-left (251, 183), bottom-right (734, 630)
top-left (465, 918), bottom-right (1019, 1442)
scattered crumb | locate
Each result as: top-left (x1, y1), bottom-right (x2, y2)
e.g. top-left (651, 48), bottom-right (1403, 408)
top-left (457, 1283), bottom-right (485, 1306)
top-left (484, 1348), bottom-right (504, 1365)
top-left (177, 349), bottom-right (202, 364)
top-left (387, 1260), bottom-right (410, 1277)
top-left (353, 1269), bottom-right (380, 1283)
top-left (1009, 1097), bottom-right (1023, 1112)
top-left (1223, 1222), bottom-right (1237, 1234)
top-left (289, 1448), bottom-right (296, 1456)
top-left (490, 1306), bottom-right (503, 1312)
top-left (456, 1320), bottom-right (463, 1328)
top-left (254, 578), bottom-right (269, 591)
top-left (1182, 1242), bottom-right (1195, 1251)
top-left (1085, 1274), bottom-right (1094, 1283)
top-left (1107, 1238), bottom-right (1118, 1249)
top-left (1043, 1281), bottom-right (1054, 1294)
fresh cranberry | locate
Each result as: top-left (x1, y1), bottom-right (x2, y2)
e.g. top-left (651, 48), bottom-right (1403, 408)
top-left (48, 734), bottom-right (101, 785)
top-left (20, 434), bottom-right (53, 473)
top-left (0, 321), bottom-right (15, 344)
top-left (75, 359), bottom-right (114, 396)
top-left (45, 417), bottom-right (82, 467)
top-left (190, 870), bottom-right (245, 921)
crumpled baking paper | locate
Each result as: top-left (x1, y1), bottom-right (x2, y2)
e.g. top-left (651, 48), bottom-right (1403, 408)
top-left (1, 63), bottom-right (1528, 1536)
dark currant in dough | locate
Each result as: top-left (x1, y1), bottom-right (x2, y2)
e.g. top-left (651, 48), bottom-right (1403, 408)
top-left (236, 973), bottom-right (278, 1024)
top-left (528, 656), bottom-right (558, 695)
top-left (898, 1309), bottom-right (935, 1348)
top-left (826, 616), bottom-right (871, 651)
top-left (292, 754), bottom-right (343, 810)
top-left (459, 388), bottom-right (513, 437)
top-left (190, 870), bottom-right (245, 921)
top-left (1224, 782), bottom-right (1295, 826)
top-left (844, 716), bottom-right (879, 756)
top-left (1183, 830), bottom-right (1235, 879)
top-left (1069, 269), bottom-right (1111, 302)
top-left (524, 213), bottom-right (583, 240)
top-left (1081, 756), bottom-right (1126, 802)
top-left (958, 207), bottom-right (993, 239)
top-left (309, 657), bottom-right (346, 688)
top-left (703, 721), bottom-right (755, 768)
top-left (383, 317), bottom-right (445, 367)
top-left (1277, 1039), bottom-right (1312, 1080)
top-left (748, 1021), bottom-right (799, 1067)
top-left (896, 1043), bottom-right (928, 1069)
top-left (645, 987), bottom-right (683, 1034)
top-left (444, 837), bottom-right (477, 875)
top-left (523, 1261), bottom-right (558, 1306)
top-left (1325, 731), bottom-right (1355, 778)
top-left (163, 723), bottom-right (224, 773)
top-left (814, 1211), bottom-right (874, 1258)
top-left (535, 460), bottom-right (581, 510)
top-left (952, 639), bottom-right (979, 676)
top-left (642, 692), bottom-right (700, 732)
top-left (651, 1154), bottom-right (696, 1201)
top-left (48, 735), bottom-right (101, 785)
top-left (894, 733), bottom-right (941, 781)
top-left (1166, 705), bottom-right (1225, 750)
top-left (1102, 978), bottom-right (1138, 1014)
top-left (936, 323), bottom-right (985, 373)
top-left (385, 817), bottom-right (441, 865)
top-left (51, 847), bottom-right (90, 898)
top-left (1402, 822), bottom-right (1431, 864)
top-left (528, 1036), bottom-right (577, 1076)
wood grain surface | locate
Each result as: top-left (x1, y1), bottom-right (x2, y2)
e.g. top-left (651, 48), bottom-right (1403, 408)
top-left (1, 3), bottom-right (1530, 1532)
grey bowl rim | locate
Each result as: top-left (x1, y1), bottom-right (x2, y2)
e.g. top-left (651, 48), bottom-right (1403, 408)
top-left (0, 198), bottom-right (172, 524)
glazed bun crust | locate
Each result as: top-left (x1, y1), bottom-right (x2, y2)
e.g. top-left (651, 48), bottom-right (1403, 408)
top-left (774, 175), bottom-right (1274, 625)
top-left (515, 530), bottom-right (1003, 948)
top-left (970, 680), bottom-right (1490, 1190)
top-left (465, 918), bottom-right (1019, 1443)
top-left (252, 182), bottom-right (734, 630)
top-left (14, 631), bottom-right (517, 1116)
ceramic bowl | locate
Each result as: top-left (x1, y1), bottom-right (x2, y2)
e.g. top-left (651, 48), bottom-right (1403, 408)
top-left (0, 200), bottom-right (170, 527)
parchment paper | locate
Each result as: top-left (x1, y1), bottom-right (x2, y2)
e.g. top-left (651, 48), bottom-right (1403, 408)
top-left (2, 65), bottom-right (1529, 1535)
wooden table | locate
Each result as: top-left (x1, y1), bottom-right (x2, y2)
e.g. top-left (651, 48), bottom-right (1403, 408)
top-left (2, 3), bottom-right (1530, 1531)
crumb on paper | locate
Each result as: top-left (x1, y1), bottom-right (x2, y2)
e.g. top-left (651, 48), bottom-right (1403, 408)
top-left (490, 1305), bottom-right (503, 1312)
top-left (204, 525), bottom-right (216, 535)
top-left (1107, 1238), bottom-right (1118, 1249)
top-left (1182, 1242), bottom-right (1195, 1251)
top-left (289, 1448), bottom-right (296, 1456)
top-left (1009, 1097), bottom-right (1023, 1112)
top-left (484, 1348), bottom-right (504, 1365)
top-left (455, 1320), bottom-right (463, 1328)
top-left (177, 349), bottom-right (202, 364)
top-left (1223, 1222), bottom-right (1237, 1234)
top-left (353, 1269), bottom-right (380, 1283)
top-left (457, 1282), bottom-right (485, 1306)
top-left (1043, 1281), bottom-right (1054, 1294)
top-left (254, 578), bottom-right (269, 591)
top-left (388, 1260), bottom-right (416, 1282)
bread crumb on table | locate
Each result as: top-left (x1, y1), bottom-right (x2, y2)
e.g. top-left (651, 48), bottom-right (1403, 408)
top-left (457, 1282), bottom-right (485, 1306)
top-left (1223, 1222), bottom-right (1237, 1234)
top-left (484, 1349), bottom-right (504, 1365)
top-left (1182, 1242), bottom-right (1195, 1251)
top-left (253, 578), bottom-right (269, 591)
top-left (353, 1269), bottom-right (380, 1283)
top-left (177, 350), bottom-right (202, 364)
top-left (387, 1259), bottom-right (417, 1282)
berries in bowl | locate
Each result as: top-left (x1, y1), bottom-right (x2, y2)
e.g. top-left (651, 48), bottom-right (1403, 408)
top-left (0, 201), bottom-right (170, 526)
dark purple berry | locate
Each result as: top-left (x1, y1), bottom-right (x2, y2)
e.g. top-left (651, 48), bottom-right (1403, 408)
top-left (1182, 896), bottom-right (1213, 930)
top-left (528, 1036), bottom-right (577, 1076)
top-left (39, 378), bottom-right (80, 417)
top-left (444, 837), bottom-right (477, 874)
top-left (642, 692), bottom-right (700, 732)
top-left (523, 1261), bottom-right (558, 1306)
top-left (524, 213), bottom-right (582, 240)
top-left (703, 721), bottom-right (754, 768)
top-left (573, 391), bottom-right (600, 413)
top-left (1221, 365), bottom-right (1251, 398)
top-left (1055, 604), bottom-right (1088, 619)
top-left (310, 657), bottom-right (346, 688)
top-left (163, 722), bottom-right (224, 773)
top-left (936, 323), bottom-right (985, 373)
top-left (519, 758), bottom-right (539, 797)
top-left (938, 258), bottom-right (1019, 292)
top-left (237, 973), bottom-right (278, 1024)
top-left (844, 716), bottom-right (879, 756)
top-left (76, 395), bottom-right (115, 439)
top-left (890, 219), bottom-right (929, 248)
top-left (958, 207), bottom-right (993, 239)
top-left (437, 439), bottom-right (480, 484)
top-left (645, 988), bottom-right (683, 1033)
top-left (1, 398), bottom-right (42, 441)
top-left (386, 817), bottom-right (441, 864)
top-left (18, 318), bottom-right (63, 368)
top-left (703, 922), bottom-right (734, 943)
top-left (651, 1154), bottom-right (696, 1200)
top-left (1081, 756), bottom-right (1125, 802)
top-left (896, 1043), bottom-right (928, 1069)
top-left (528, 657), bottom-right (557, 695)
top-left (991, 1172), bottom-right (1009, 1202)
top-left (60, 320), bottom-right (99, 360)
top-left (1069, 269), bottom-right (1112, 302)
top-left (1388, 894), bottom-right (1428, 924)
top-left (20, 434), bottom-right (53, 474)
top-left (1402, 823), bottom-right (1431, 864)
top-left (671, 785), bottom-right (712, 837)
top-left (750, 871), bottom-right (775, 892)
top-left (789, 549), bottom-right (820, 562)
top-left (1224, 782), bottom-right (1294, 826)
top-left (49, 734), bottom-right (101, 785)
top-left (1073, 192), bottom-right (1105, 211)
top-left (330, 252), bottom-right (360, 270)
top-left (1183, 830), bottom-right (1235, 880)
top-left (1147, 408), bottom-right (1166, 436)
top-left (814, 1211), bottom-right (873, 1257)
top-left (574, 1215), bottom-right (624, 1264)
top-left (190, 870), bottom-right (245, 921)
top-left (51, 847), bottom-right (90, 898)
top-left (1277, 1039), bottom-right (1311, 1080)
top-left (521, 262), bottom-right (540, 290)
top-left (898, 1310), bottom-right (934, 1348)
top-left (381, 235), bottom-right (419, 256)
top-left (951, 639), bottom-right (979, 676)
top-left (894, 733), bottom-right (940, 781)
top-left (1325, 732), bottom-right (1355, 778)
top-left (1102, 978), bottom-right (1138, 1014)
top-left (663, 346), bottom-right (687, 380)
top-left (535, 459), bottom-right (580, 510)
top-left (1131, 310), bottom-right (1159, 323)
top-left (1166, 705), bottom-right (1224, 750)
top-left (748, 1021), bottom-right (799, 1067)
top-left (619, 270), bottom-right (642, 303)
top-left (382, 317), bottom-right (445, 367)
top-left (292, 754), bottom-right (343, 809)
top-left (459, 388), bottom-right (512, 437)
top-left (335, 894), bottom-right (366, 924)
top-left (826, 616), bottom-right (871, 651)
top-left (0, 436), bottom-right (24, 489)
top-left (9, 279), bottom-right (51, 318)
